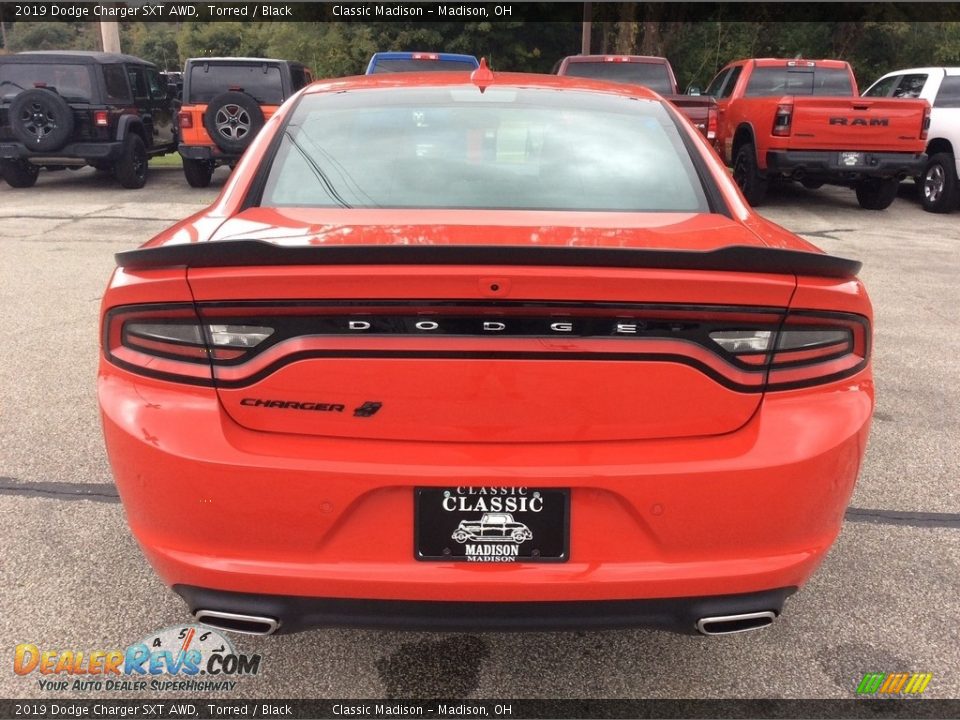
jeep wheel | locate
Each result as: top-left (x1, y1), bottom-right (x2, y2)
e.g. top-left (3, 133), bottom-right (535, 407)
top-left (114, 134), bottom-right (148, 189)
top-left (182, 158), bottom-right (214, 188)
top-left (9, 89), bottom-right (74, 152)
top-left (855, 177), bottom-right (899, 210)
top-left (920, 153), bottom-right (959, 214)
top-left (204, 91), bottom-right (264, 155)
top-left (0, 159), bottom-right (40, 188)
top-left (732, 142), bottom-right (768, 206)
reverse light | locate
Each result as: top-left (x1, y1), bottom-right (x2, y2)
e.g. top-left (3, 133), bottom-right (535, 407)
top-left (772, 103), bottom-right (793, 137)
top-left (94, 111), bottom-right (109, 127)
top-left (709, 330), bottom-right (772, 353)
top-left (207, 325), bottom-right (274, 347)
top-left (178, 111), bottom-right (193, 129)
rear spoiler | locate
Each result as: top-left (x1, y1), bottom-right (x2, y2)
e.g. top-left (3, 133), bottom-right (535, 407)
top-left (115, 241), bottom-right (862, 279)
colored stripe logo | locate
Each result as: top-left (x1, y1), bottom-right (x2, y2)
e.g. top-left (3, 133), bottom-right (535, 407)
top-left (857, 673), bottom-right (932, 695)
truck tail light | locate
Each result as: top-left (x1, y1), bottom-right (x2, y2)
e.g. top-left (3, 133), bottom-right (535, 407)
top-left (178, 111), bottom-right (193, 129)
top-left (920, 104), bottom-right (931, 141)
top-left (412, 53), bottom-right (440, 61)
top-left (772, 103), bottom-right (793, 137)
top-left (93, 111), bottom-right (109, 127)
top-left (706, 106), bottom-right (718, 141)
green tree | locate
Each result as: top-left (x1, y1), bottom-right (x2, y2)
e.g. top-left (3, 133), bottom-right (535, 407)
top-left (7, 21), bottom-right (98, 52)
top-left (126, 23), bottom-right (180, 69)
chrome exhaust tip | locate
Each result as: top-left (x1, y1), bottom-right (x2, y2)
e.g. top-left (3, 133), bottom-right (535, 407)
top-left (696, 611), bottom-right (776, 636)
top-left (193, 609), bottom-right (280, 636)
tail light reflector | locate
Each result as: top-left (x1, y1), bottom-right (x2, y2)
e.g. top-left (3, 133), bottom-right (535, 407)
top-left (94, 111), bottom-right (109, 127)
top-left (920, 104), bottom-right (931, 141)
top-left (178, 111), bottom-right (193, 129)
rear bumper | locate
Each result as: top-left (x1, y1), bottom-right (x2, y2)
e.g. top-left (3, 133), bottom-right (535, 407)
top-left (100, 364), bottom-right (873, 623)
top-left (179, 144), bottom-right (236, 162)
top-left (175, 584), bottom-right (795, 634)
top-left (0, 140), bottom-right (124, 163)
top-left (766, 150), bottom-right (926, 180)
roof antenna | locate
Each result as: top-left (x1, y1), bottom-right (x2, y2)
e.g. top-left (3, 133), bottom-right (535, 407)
top-left (471, 57), bottom-right (494, 93)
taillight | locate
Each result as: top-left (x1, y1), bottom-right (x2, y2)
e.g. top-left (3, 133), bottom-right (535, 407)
top-left (706, 106), bottom-right (718, 141)
top-left (93, 110), bottom-right (109, 127)
top-left (920, 104), bottom-right (931, 141)
top-left (178, 111), bottom-right (192, 129)
top-left (710, 311), bottom-right (869, 390)
top-left (772, 103), bottom-right (793, 137)
top-left (103, 304), bottom-right (275, 385)
top-left (104, 303), bottom-right (867, 391)
top-left (412, 53), bottom-right (439, 61)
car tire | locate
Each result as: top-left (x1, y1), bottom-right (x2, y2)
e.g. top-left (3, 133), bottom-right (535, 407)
top-left (114, 134), bottom-right (148, 189)
top-left (855, 177), bottom-right (899, 210)
top-left (920, 153), bottom-right (959, 214)
top-left (203, 92), bottom-right (264, 155)
top-left (0, 158), bottom-right (40, 188)
top-left (183, 158), bottom-right (214, 188)
top-left (9, 89), bottom-right (74, 152)
top-left (733, 142), bottom-right (768, 206)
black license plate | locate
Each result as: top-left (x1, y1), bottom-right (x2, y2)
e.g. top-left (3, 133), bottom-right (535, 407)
top-left (415, 487), bottom-right (569, 563)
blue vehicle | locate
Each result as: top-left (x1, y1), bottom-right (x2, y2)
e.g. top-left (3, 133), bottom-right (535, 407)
top-left (365, 52), bottom-right (480, 75)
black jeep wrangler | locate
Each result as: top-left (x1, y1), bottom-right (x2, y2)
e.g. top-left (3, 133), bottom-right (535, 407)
top-left (0, 51), bottom-right (177, 189)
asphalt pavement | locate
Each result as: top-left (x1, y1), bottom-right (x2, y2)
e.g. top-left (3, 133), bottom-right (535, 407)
top-left (0, 166), bottom-right (957, 700)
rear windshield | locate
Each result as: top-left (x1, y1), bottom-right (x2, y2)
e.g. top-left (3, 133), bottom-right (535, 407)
top-left (370, 59), bottom-right (478, 74)
top-left (259, 86), bottom-right (709, 213)
top-left (745, 67), bottom-right (854, 96)
top-left (187, 63), bottom-right (284, 104)
top-left (561, 62), bottom-right (674, 94)
top-left (0, 63), bottom-right (94, 102)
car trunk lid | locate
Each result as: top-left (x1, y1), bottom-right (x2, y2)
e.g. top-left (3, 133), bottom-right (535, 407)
top-left (173, 211), bottom-right (806, 443)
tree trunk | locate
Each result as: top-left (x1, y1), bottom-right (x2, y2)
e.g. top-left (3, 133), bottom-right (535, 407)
top-left (640, 22), bottom-right (661, 55)
top-left (615, 2), bottom-right (637, 54)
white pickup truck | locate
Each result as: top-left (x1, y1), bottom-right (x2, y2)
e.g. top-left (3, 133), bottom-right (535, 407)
top-left (863, 67), bottom-right (960, 213)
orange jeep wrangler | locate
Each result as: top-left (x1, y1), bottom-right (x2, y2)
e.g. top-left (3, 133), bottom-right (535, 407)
top-left (177, 57), bottom-right (312, 187)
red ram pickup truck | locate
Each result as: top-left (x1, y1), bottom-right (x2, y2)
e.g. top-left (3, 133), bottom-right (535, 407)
top-left (555, 55), bottom-right (717, 141)
top-left (706, 58), bottom-right (929, 209)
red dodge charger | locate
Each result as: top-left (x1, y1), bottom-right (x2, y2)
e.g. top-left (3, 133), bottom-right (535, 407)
top-left (98, 66), bottom-right (873, 636)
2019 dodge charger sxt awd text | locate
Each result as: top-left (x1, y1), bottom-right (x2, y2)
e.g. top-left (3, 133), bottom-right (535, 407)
top-left (99, 63), bottom-right (874, 636)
